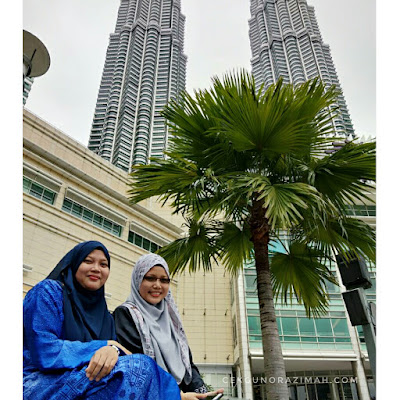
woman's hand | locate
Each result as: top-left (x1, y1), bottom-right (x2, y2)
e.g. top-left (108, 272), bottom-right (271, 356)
top-left (107, 340), bottom-right (132, 355)
top-left (181, 388), bottom-right (224, 400)
top-left (85, 345), bottom-right (120, 382)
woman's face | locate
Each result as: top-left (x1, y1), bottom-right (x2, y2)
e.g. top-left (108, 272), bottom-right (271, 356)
top-left (139, 265), bottom-right (170, 305)
top-left (75, 249), bottom-right (110, 291)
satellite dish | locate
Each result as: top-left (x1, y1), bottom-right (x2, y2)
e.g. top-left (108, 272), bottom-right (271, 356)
top-left (23, 30), bottom-right (51, 78)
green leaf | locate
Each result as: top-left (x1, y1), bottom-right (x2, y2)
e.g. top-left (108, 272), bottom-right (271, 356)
top-left (270, 241), bottom-right (337, 317)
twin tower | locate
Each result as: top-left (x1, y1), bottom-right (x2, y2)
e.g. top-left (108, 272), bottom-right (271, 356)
top-left (88, 0), bottom-right (354, 172)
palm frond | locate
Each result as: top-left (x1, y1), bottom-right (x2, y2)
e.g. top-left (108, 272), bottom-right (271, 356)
top-left (299, 214), bottom-right (376, 263)
top-left (307, 141), bottom-right (376, 208)
top-left (270, 241), bottom-right (337, 317)
top-left (215, 221), bottom-right (253, 276)
top-left (157, 218), bottom-right (219, 276)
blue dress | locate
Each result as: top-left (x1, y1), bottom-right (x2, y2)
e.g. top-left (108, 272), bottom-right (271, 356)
top-left (23, 280), bottom-right (181, 400)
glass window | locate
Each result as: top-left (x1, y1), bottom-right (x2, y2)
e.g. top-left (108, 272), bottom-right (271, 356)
top-left (248, 316), bottom-right (261, 335)
top-left (23, 177), bottom-right (30, 192)
top-left (61, 198), bottom-right (122, 237)
top-left (143, 238), bottom-right (151, 251)
top-left (316, 384), bottom-right (331, 399)
top-left (306, 384), bottom-right (317, 400)
top-left (150, 243), bottom-right (158, 253)
top-left (315, 319), bottom-right (333, 336)
top-left (269, 239), bottom-right (286, 254)
top-left (276, 317), bottom-right (282, 335)
top-left (245, 274), bottom-right (257, 292)
top-left (281, 318), bottom-right (299, 336)
top-left (83, 209), bottom-right (94, 223)
top-left (42, 189), bottom-right (55, 204)
top-left (113, 225), bottom-right (121, 236)
top-left (134, 234), bottom-right (143, 247)
top-left (319, 337), bottom-right (335, 342)
top-left (128, 231), bottom-right (161, 253)
top-left (62, 198), bottom-right (73, 211)
top-left (301, 336), bottom-right (317, 342)
top-left (103, 219), bottom-right (112, 232)
top-left (299, 318), bottom-right (316, 336)
top-left (93, 214), bottom-right (103, 227)
top-left (72, 203), bottom-right (83, 217)
top-left (30, 183), bottom-right (44, 199)
top-left (331, 319), bottom-right (349, 337)
top-left (284, 336), bottom-right (300, 342)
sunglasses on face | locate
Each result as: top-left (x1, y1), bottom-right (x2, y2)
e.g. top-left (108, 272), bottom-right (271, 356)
top-left (143, 276), bottom-right (171, 285)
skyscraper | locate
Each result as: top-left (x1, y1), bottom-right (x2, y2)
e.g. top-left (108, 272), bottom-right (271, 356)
top-left (88, 0), bottom-right (187, 171)
top-left (23, 76), bottom-right (34, 105)
top-left (249, 0), bottom-right (355, 138)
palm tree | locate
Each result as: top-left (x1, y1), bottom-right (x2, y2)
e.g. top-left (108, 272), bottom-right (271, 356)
top-left (128, 71), bottom-right (376, 400)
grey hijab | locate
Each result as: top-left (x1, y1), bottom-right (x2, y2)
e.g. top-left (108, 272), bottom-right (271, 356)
top-left (122, 254), bottom-right (192, 385)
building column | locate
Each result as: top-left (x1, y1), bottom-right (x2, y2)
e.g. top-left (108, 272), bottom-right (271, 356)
top-left (330, 381), bottom-right (340, 400)
top-left (351, 359), bottom-right (371, 400)
top-left (237, 271), bottom-right (254, 400)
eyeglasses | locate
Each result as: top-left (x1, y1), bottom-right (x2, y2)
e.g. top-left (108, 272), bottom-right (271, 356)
top-left (143, 276), bottom-right (171, 285)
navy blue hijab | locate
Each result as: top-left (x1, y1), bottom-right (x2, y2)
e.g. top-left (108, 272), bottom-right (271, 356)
top-left (46, 241), bottom-right (116, 342)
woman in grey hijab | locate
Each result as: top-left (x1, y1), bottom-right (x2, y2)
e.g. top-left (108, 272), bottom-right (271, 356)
top-left (113, 254), bottom-right (224, 400)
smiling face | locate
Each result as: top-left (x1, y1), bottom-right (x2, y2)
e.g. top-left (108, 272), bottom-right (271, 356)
top-left (139, 265), bottom-right (170, 305)
top-left (75, 249), bottom-right (110, 291)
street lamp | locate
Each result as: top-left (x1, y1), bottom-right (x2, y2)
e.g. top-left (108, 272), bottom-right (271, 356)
top-left (336, 253), bottom-right (376, 385)
top-left (23, 30), bottom-right (50, 79)
top-left (23, 30), bottom-right (50, 105)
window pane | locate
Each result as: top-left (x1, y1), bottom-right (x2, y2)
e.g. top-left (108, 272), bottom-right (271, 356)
top-left (276, 317), bottom-right (282, 335)
top-left (150, 243), bottom-right (158, 253)
top-left (103, 219), bottom-right (112, 232)
top-left (283, 336), bottom-right (300, 342)
top-left (62, 198), bottom-right (73, 211)
top-left (281, 318), bottom-right (299, 336)
top-left (315, 319), bottom-right (333, 336)
top-left (245, 274), bottom-right (257, 291)
top-left (128, 231), bottom-right (134, 243)
top-left (306, 384), bottom-right (317, 400)
top-left (301, 336), bottom-right (317, 342)
top-left (269, 240), bottom-right (286, 254)
top-left (299, 318), bottom-right (316, 336)
top-left (72, 203), bottom-right (83, 217)
top-left (367, 205), bottom-right (376, 216)
top-left (319, 337), bottom-right (334, 342)
top-left (93, 214), bottom-right (103, 227)
top-left (134, 234), bottom-right (142, 247)
top-left (143, 238), bottom-right (151, 250)
top-left (30, 183), bottom-right (43, 199)
top-left (113, 225), bottom-right (121, 236)
top-left (83, 209), bottom-right (94, 222)
top-left (331, 319), bottom-right (349, 337)
top-left (43, 189), bottom-right (55, 204)
top-left (248, 316), bottom-right (261, 335)
top-left (23, 177), bottom-right (30, 192)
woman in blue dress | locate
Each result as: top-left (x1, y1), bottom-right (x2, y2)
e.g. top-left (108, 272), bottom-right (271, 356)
top-left (23, 240), bottom-right (181, 400)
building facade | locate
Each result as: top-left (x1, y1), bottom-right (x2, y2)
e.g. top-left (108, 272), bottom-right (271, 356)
top-left (88, 0), bottom-right (187, 171)
top-left (231, 235), bottom-right (376, 400)
top-left (248, 0), bottom-right (355, 138)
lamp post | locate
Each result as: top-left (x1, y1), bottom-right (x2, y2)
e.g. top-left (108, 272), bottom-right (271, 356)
top-left (23, 30), bottom-right (50, 104)
top-left (336, 254), bottom-right (376, 386)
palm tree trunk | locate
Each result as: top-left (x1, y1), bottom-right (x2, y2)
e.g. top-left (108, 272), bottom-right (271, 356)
top-left (250, 200), bottom-right (289, 400)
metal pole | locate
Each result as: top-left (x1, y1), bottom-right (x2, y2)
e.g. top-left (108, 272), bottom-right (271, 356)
top-left (361, 297), bottom-right (376, 385)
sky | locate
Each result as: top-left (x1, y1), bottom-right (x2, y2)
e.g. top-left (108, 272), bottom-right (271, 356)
top-left (22, 0), bottom-right (376, 145)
